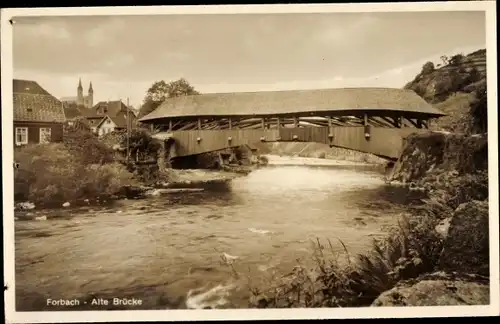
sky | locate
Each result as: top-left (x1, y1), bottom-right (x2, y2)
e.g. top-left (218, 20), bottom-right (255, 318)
top-left (12, 10), bottom-right (486, 108)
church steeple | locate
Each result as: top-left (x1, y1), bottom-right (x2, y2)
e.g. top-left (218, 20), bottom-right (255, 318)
top-left (77, 78), bottom-right (83, 106)
top-left (88, 81), bottom-right (94, 108)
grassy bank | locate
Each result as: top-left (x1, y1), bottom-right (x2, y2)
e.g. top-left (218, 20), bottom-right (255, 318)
top-left (248, 132), bottom-right (489, 308)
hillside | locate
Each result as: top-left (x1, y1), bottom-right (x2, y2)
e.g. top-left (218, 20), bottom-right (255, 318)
top-left (404, 49), bottom-right (487, 133)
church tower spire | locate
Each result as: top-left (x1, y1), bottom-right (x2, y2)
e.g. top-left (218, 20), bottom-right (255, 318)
top-left (88, 82), bottom-right (94, 108)
top-left (77, 78), bottom-right (83, 106)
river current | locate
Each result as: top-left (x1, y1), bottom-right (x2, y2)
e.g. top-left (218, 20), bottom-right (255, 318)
top-left (14, 156), bottom-right (413, 311)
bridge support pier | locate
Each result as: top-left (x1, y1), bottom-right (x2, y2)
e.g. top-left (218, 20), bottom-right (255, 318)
top-left (157, 140), bottom-right (167, 172)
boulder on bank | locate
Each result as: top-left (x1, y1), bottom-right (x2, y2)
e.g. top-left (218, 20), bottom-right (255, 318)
top-left (372, 272), bottom-right (489, 306)
top-left (389, 132), bottom-right (488, 184)
top-left (438, 200), bottom-right (489, 275)
top-left (15, 201), bottom-right (35, 210)
top-left (115, 185), bottom-right (150, 199)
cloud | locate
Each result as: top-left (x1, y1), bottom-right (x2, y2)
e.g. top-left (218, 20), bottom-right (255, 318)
top-left (32, 23), bottom-right (71, 40)
top-left (313, 14), bottom-right (379, 45)
top-left (83, 17), bottom-right (126, 47)
top-left (11, 12), bottom-right (486, 108)
top-left (14, 19), bottom-right (72, 43)
top-left (104, 53), bottom-right (135, 68)
top-left (198, 43), bottom-right (485, 94)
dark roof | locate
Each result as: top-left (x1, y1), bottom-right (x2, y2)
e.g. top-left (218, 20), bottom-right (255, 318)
top-left (87, 100), bottom-right (133, 119)
top-left (109, 114), bottom-right (132, 128)
top-left (97, 112), bottom-right (136, 129)
top-left (139, 87), bottom-right (446, 122)
top-left (63, 102), bottom-right (86, 119)
top-left (13, 79), bottom-right (66, 123)
top-left (13, 79), bottom-right (52, 96)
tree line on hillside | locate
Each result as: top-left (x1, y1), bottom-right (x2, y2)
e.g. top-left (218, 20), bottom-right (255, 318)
top-left (405, 49), bottom-right (487, 134)
top-left (137, 78), bottom-right (199, 119)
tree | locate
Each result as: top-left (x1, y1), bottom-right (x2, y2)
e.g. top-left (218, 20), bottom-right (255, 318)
top-left (469, 81), bottom-right (487, 134)
top-left (138, 78), bottom-right (200, 118)
top-left (440, 55), bottom-right (449, 66)
top-left (120, 129), bottom-right (161, 161)
top-left (421, 61), bottom-right (435, 75)
top-left (449, 53), bottom-right (465, 66)
top-left (137, 100), bottom-right (163, 119)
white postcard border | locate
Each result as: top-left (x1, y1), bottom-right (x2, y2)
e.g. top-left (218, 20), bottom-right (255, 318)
top-left (2, 2), bottom-right (499, 322)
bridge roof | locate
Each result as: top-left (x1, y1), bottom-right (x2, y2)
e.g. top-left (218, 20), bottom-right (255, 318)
top-left (139, 87), bottom-right (445, 122)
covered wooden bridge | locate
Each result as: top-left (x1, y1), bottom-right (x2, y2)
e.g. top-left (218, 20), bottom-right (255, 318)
top-left (138, 87), bottom-right (446, 161)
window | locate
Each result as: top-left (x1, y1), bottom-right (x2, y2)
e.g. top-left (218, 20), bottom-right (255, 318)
top-left (106, 119), bottom-right (111, 124)
top-left (15, 127), bottom-right (28, 145)
top-left (39, 127), bottom-right (52, 144)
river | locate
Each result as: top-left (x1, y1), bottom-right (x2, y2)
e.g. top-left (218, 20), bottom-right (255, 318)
top-left (14, 155), bottom-right (415, 311)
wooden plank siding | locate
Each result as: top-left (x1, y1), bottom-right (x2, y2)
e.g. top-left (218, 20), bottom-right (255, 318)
top-left (169, 129), bottom-right (279, 157)
top-left (168, 126), bottom-right (429, 160)
top-left (13, 121), bottom-right (64, 146)
top-left (328, 126), bottom-right (428, 159)
top-left (278, 127), bottom-right (330, 143)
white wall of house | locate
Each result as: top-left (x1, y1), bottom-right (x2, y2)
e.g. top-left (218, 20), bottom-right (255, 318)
top-left (97, 118), bottom-right (117, 137)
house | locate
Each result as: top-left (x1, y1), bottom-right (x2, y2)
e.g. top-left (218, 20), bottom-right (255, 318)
top-left (13, 79), bottom-right (66, 146)
top-left (95, 113), bottom-right (136, 137)
top-left (85, 100), bottom-right (136, 134)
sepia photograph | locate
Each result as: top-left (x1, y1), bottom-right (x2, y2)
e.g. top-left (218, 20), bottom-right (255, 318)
top-left (1, 2), bottom-right (498, 323)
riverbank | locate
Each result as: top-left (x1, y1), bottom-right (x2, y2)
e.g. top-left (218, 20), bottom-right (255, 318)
top-left (14, 157), bottom-right (246, 211)
top-left (248, 131), bottom-right (490, 308)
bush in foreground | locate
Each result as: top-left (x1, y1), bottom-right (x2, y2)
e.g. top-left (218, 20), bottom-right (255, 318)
top-left (63, 125), bottom-right (115, 164)
top-left (14, 143), bottom-right (137, 207)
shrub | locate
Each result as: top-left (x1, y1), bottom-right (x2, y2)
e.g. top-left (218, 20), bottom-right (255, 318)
top-left (257, 155), bottom-right (269, 165)
top-left (63, 125), bottom-right (115, 164)
top-left (79, 163), bottom-right (137, 199)
top-left (14, 143), bottom-right (136, 206)
top-left (120, 129), bottom-right (161, 162)
top-left (448, 53), bottom-right (465, 66)
top-left (421, 61), bottom-right (435, 75)
top-left (469, 83), bottom-right (487, 134)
